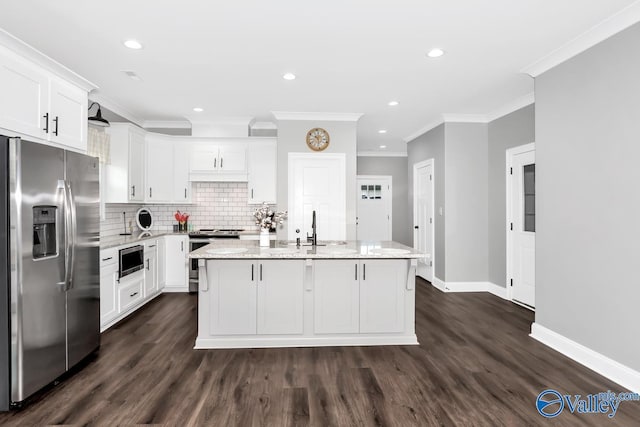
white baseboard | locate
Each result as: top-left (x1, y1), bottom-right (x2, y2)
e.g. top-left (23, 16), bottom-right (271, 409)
top-left (194, 334), bottom-right (419, 349)
top-left (430, 278), bottom-right (508, 300)
top-left (162, 286), bottom-right (189, 293)
top-left (531, 323), bottom-right (640, 393)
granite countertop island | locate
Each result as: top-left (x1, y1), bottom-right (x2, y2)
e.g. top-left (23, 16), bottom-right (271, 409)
top-left (100, 231), bottom-right (188, 250)
top-left (189, 239), bottom-right (428, 259)
top-left (192, 239), bottom-right (428, 349)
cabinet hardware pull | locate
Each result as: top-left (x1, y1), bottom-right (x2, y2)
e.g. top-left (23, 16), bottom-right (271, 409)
top-left (149, 187), bottom-right (152, 198)
top-left (259, 264), bottom-right (262, 281)
top-left (102, 257), bottom-right (113, 261)
top-left (184, 188), bottom-right (187, 198)
top-left (181, 241), bottom-right (184, 251)
top-left (251, 189), bottom-right (254, 199)
top-left (355, 264), bottom-right (358, 280)
top-left (220, 157), bottom-right (223, 168)
top-left (363, 263), bottom-right (366, 280)
top-left (149, 245), bottom-right (156, 248)
top-left (43, 113), bottom-right (49, 133)
top-left (131, 185), bottom-right (135, 197)
top-left (130, 292), bottom-right (138, 297)
top-left (251, 264), bottom-right (254, 281)
top-left (146, 260), bottom-right (150, 270)
top-left (53, 116), bottom-right (59, 136)
top-left (214, 158), bottom-right (217, 168)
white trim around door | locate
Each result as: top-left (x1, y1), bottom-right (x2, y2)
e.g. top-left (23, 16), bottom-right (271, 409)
top-left (413, 159), bottom-right (435, 282)
top-left (506, 142), bottom-right (535, 309)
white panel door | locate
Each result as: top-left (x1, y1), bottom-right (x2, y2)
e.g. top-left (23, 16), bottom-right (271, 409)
top-left (288, 153), bottom-right (346, 240)
top-left (164, 235), bottom-right (188, 289)
top-left (357, 176), bottom-right (391, 241)
top-left (128, 130), bottom-right (145, 202)
top-left (359, 260), bottom-right (406, 333)
top-left (48, 79), bottom-right (87, 151)
top-left (208, 260), bottom-right (257, 335)
top-left (99, 268), bottom-right (118, 328)
top-left (0, 50), bottom-right (49, 139)
top-left (314, 260), bottom-right (359, 334)
top-left (256, 260), bottom-right (304, 335)
top-left (509, 146), bottom-right (536, 307)
top-left (190, 144), bottom-right (219, 172)
top-left (218, 144), bottom-right (247, 173)
top-left (146, 137), bottom-right (174, 202)
top-left (247, 140), bottom-right (277, 204)
top-left (414, 160), bottom-right (434, 281)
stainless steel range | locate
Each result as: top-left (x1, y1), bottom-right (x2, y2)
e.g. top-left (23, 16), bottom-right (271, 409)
top-left (188, 229), bottom-right (244, 291)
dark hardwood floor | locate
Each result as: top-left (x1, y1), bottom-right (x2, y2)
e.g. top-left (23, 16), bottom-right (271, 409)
top-left (1, 279), bottom-right (639, 426)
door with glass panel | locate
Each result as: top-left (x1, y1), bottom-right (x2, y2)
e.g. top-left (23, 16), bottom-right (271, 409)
top-left (508, 144), bottom-right (536, 308)
top-left (356, 176), bottom-right (392, 241)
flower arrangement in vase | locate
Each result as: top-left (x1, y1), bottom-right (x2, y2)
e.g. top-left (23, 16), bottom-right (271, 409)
top-left (174, 210), bottom-right (190, 232)
top-left (253, 203), bottom-right (287, 246)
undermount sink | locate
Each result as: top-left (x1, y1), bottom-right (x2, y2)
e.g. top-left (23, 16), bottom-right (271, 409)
top-left (265, 247), bottom-right (300, 255)
top-left (317, 247), bottom-right (358, 255)
top-left (369, 248), bottom-right (411, 255)
top-left (206, 247), bottom-right (249, 255)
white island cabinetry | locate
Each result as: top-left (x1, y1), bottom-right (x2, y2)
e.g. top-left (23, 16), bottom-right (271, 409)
top-left (192, 240), bottom-right (425, 349)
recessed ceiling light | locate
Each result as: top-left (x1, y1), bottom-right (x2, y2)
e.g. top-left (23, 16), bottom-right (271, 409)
top-left (193, 107), bottom-right (204, 112)
top-left (124, 39), bottom-right (143, 50)
top-left (283, 73), bottom-right (296, 80)
top-left (426, 48), bottom-right (445, 58)
top-left (379, 145), bottom-right (387, 149)
top-left (388, 101), bottom-right (399, 107)
top-left (378, 129), bottom-right (387, 134)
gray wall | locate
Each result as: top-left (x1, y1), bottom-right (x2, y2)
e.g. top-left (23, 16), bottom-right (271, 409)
top-left (535, 23), bottom-right (640, 371)
top-left (357, 156), bottom-right (411, 246)
top-left (487, 105), bottom-right (535, 287)
top-left (444, 123), bottom-right (489, 282)
top-left (276, 120), bottom-right (357, 240)
top-left (407, 124), bottom-right (446, 280)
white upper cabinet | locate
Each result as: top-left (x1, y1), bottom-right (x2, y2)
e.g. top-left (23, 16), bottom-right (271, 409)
top-left (128, 128), bottom-right (145, 202)
top-left (145, 135), bottom-right (174, 203)
top-left (247, 139), bottom-right (277, 204)
top-left (104, 123), bottom-right (145, 203)
top-left (0, 43), bottom-right (93, 152)
top-left (189, 141), bottom-right (247, 181)
top-left (173, 140), bottom-right (191, 203)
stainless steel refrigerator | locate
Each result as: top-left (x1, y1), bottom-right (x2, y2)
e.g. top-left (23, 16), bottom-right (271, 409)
top-left (0, 136), bottom-right (100, 410)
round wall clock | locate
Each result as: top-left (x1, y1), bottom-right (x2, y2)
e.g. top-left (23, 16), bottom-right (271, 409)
top-left (306, 128), bottom-right (330, 151)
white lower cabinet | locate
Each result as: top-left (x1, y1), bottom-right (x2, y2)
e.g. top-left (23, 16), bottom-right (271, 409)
top-left (164, 235), bottom-right (189, 291)
top-left (144, 240), bottom-right (158, 297)
top-left (99, 250), bottom-right (118, 328)
top-left (118, 273), bottom-right (144, 313)
top-left (314, 259), bottom-right (407, 334)
top-left (207, 260), bottom-right (304, 335)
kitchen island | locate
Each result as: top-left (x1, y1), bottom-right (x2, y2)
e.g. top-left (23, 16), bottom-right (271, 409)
top-left (189, 240), bottom-right (428, 349)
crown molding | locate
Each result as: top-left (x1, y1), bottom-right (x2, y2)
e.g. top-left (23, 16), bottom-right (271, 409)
top-left (357, 151), bottom-right (407, 157)
top-left (250, 121), bottom-right (278, 130)
top-left (0, 28), bottom-right (97, 92)
top-left (143, 120), bottom-right (192, 129)
top-left (89, 93), bottom-right (145, 127)
top-left (272, 111), bottom-right (364, 122)
top-left (486, 92), bottom-right (535, 122)
top-left (403, 118), bottom-right (445, 143)
top-left (521, 1), bottom-right (640, 77)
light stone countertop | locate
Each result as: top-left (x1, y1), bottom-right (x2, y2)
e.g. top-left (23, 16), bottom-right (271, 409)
top-left (100, 230), bottom-right (265, 250)
top-left (188, 240), bottom-right (429, 259)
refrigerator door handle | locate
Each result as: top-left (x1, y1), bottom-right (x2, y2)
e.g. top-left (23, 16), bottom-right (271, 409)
top-left (66, 181), bottom-right (77, 290)
top-left (56, 180), bottom-right (72, 291)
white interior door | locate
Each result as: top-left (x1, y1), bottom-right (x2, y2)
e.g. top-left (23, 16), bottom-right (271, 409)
top-left (413, 160), bottom-right (434, 281)
top-left (508, 144), bottom-right (536, 308)
top-left (356, 176), bottom-right (391, 241)
top-left (288, 153), bottom-right (346, 240)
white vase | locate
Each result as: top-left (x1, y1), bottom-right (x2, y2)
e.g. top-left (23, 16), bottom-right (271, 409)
top-left (260, 229), bottom-right (270, 247)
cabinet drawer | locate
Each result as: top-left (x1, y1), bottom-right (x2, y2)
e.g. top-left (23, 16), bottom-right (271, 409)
top-left (100, 248), bottom-right (118, 268)
top-left (118, 278), bottom-right (143, 313)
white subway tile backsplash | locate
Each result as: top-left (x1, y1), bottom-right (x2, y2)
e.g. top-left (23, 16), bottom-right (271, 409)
top-left (101, 182), bottom-right (271, 238)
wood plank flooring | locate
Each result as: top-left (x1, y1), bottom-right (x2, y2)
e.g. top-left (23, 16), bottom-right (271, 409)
top-left (1, 279), bottom-right (639, 426)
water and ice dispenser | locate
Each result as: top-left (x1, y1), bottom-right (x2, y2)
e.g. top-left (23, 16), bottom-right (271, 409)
top-left (32, 206), bottom-right (57, 259)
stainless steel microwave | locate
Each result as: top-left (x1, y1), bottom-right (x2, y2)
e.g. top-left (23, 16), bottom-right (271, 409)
top-left (119, 245), bottom-right (144, 278)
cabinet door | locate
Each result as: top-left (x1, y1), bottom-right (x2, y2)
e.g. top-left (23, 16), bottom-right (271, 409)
top-left (247, 141), bottom-right (276, 204)
top-left (48, 79), bottom-right (87, 151)
top-left (0, 50), bottom-right (48, 139)
top-left (218, 144), bottom-right (246, 173)
top-left (145, 138), bottom-right (174, 202)
top-left (144, 242), bottom-right (158, 297)
top-left (128, 130), bottom-right (145, 201)
top-left (99, 267), bottom-right (118, 328)
top-left (157, 237), bottom-right (166, 289)
top-left (359, 260), bottom-right (406, 333)
top-left (314, 260), bottom-right (359, 334)
top-left (173, 141), bottom-right (191, 202)
top-left (190, 145), bottom-right (218, 172)
top-left (208, 260), bottom-right (257, 335)
top-left (164, 236), bottom-right (188, 289)
top-left (256, 260), bottom-right (304, 335)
